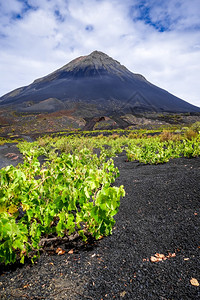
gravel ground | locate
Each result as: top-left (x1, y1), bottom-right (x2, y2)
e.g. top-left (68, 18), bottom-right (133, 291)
top-left (0, 144), bottom-right (23, 169)
top-left (0, 152), bottom-right (200, 300)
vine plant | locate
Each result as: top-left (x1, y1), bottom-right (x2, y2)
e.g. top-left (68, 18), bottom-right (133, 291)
top-left (0, 148), bottom-right (125, 264)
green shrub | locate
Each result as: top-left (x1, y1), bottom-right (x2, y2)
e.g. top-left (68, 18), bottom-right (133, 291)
top-left (191, 121), bottom-right (200, 133)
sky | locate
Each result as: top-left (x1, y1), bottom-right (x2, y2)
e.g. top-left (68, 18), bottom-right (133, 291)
top-left (0, 0), bottom-right (200, 107)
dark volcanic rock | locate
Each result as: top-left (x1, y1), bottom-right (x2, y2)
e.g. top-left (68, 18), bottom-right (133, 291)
top-left (0, 51), bottom-right (200, 114)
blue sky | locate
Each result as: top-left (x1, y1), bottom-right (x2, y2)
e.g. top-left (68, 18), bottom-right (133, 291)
top-left (0, 0), bottom-right (200, 107)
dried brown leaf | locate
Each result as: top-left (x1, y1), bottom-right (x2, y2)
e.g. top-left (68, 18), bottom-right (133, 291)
top-left (56, 247), bottom-right (66, 255)
top-left (120, 291), bottom-right (127, 297)
top-left (11, 156), bottom-right (19, 160)
top-left (155, 253), bottom-right (165, 259)
top-left (23, 284), bottom-right (29, 289)
top-left (150, 256), bottom-right (158, 262)
top-left (190, 278), bottom-right (199, 287)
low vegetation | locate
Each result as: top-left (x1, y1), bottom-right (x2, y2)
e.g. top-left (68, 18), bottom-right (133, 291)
top-left (0, 123), bottom-right (200, 265)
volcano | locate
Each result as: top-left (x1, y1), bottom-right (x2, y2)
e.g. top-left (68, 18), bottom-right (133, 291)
top-left (0, 50), bottom-right (199, 115)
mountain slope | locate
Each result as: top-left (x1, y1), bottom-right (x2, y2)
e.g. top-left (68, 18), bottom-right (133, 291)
top-left (0, 50), bottom-right (199, 114)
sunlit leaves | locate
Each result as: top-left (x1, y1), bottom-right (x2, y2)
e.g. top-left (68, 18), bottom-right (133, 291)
top-left (0, 145), bottom-right (125, 265)
top-left (1, 129), bottom-right (199, 265)
top-left (126, 135), bottom-right (200, 164)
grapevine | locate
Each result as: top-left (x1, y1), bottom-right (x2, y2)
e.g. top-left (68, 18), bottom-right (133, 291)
top-left (1, 128), bottom-right (199, 265)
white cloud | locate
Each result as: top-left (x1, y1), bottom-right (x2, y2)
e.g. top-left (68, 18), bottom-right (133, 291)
top-left (0, 0), bottom-right (23, 17)
top-left (0, 0), bottom-right (200, 107)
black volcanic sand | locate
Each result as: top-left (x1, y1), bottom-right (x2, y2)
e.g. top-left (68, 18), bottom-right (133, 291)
top-left (0, 144), bottom-right (24, 169)
top-left (0, 151), bottom-right (200, 299)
